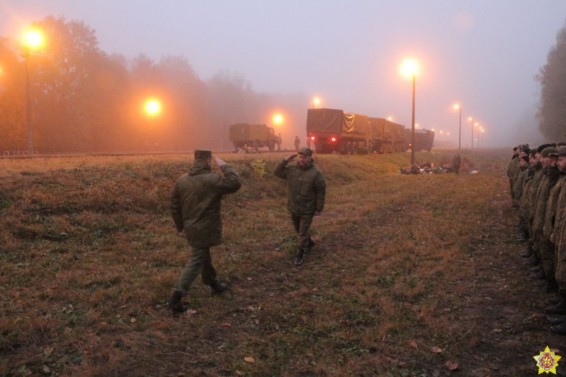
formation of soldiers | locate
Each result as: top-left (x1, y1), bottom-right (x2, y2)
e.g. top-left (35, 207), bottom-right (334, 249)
top-left (508, 143), bottom-right (566, 335)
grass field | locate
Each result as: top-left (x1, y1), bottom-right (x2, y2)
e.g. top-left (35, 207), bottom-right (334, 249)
top-left (1, 150), bottom-right (564, 377)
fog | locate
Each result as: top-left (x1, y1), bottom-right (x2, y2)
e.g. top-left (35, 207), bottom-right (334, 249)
top-left (1, 1), bottom-right (565, 151)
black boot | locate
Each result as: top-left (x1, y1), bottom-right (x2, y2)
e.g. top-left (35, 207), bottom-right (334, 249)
top-left (543, 278), bottom-right (559, 294)
top-left (308, 238), bottom-right (316, 250)
top-left (294, 249), bottom-right (304, 266)
top-left (546, 314), bottom-right (566, 325)
top-left (545, 298), bottom-right (566, 315)
top-left (210, 281), bottom-right (228, 295)
top-left (168, 290), bottom-right (189, 314)
top-left (550, 321), bottom-right (566, 335)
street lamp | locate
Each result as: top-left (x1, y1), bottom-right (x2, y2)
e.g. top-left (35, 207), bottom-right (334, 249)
top-left (272, 112), bottom-right (284, 126)
top-left (143, 97), bottom-right (162, 117)
top-left (312, 97), bottom-right (321, 109)
top-left (453, 103), bottom-right (461, 151)
top-left (400, 58), bottom-right (418, 166)
top-left (22, 27), bottom-right (44, 156)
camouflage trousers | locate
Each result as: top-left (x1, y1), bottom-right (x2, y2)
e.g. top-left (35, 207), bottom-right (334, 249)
top-left (292, 214), bottom-right (314, 252)
top-left (175, 246), bottom-right (217, 294)
top-left (557, 246), bottom-right (566, 291)
top-left (538, 237), bottom-right (555, 279)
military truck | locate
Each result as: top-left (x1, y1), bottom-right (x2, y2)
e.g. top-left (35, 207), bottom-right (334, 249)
top-left (404, 129), bottom-right (435, 152)
top-left (306, 108), bottom-right (370, 153)
top-left (229, 123), bottom-right (281, 152)
top-left (306, 108), bottom-right (408, 154)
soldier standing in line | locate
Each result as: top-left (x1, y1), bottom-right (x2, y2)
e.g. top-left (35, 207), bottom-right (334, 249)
top-left (275, 147), bottom-right (326, 266)
top-left (519, 149), bottom-right (538, 248)
top-left (523, 145), bottom-right (550, 263)
top-left (452, 153), bottom-right (462, 175)
top-left (531, 146), bottom-right (559, 282)
top-left (546, 146), bottom-right (566, 334)
top-left (168, 150), bottom-right (242, 314)
top-left (507, 146), bottom-right (520, 198)
top-left (542, 146), bottom-right (566, 293)
top-left (513, 154), bottom-right (530, 241)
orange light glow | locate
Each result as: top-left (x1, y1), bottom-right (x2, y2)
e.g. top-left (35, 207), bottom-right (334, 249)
top-left (400, 58), bottom-right (419, 78)
top-left (144, 98), bottom-right (162, 117)
top-left (312, 97), bottom-right (321, 108)
top-left (453, 103), bottom-right (460, 110)
top-left (22, 28), bottom-right (45, 50)
top-left (272, 113), bottom-right (284, 125)
top-left (310, 136), bottom-right (315, 140)
top-left (331, 137), bottom-right (337, 142)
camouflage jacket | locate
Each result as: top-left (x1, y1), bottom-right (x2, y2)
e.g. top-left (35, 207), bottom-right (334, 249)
top-left (544, 174), bottom-right (566, 241)
top-left (512, 167), bottom-right (528, 207)
top-left (533, 166), bottom-right (560, 238)
top-left (527, 167), bottom-right (544, 228)
top-left (171, 160), bottom-right (242, 248)
top-left (275, 159), bottom-right (326, 216)
top-left (507, 156), bottom-right (519, 196)
top-left (551, 174), bottom-right (566, 244)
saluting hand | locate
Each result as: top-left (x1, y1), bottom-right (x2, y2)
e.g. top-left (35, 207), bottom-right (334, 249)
top-left (215, 156), bottom-right (226, 167)
top-left (286, 154), bottom-right (297, 163)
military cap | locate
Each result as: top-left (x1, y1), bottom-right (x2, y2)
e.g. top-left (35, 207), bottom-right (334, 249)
top-left (520, 145), bottom-right (531, 154)
top-left (194, 150), bottom-right (212, 159)
top-left (298, 147), bottom-right (313, 156)
top-left (537, 144), bottom-right (554, 153)
top-left (541, 146), bottom-right (558, 157)
top-left (558, 145), bottom-right (566, 157)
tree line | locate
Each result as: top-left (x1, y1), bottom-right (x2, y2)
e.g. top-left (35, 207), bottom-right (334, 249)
top-left (538, 21), bottom-right (566, 141)
top-left (0, 16), bottom-right (306, 154)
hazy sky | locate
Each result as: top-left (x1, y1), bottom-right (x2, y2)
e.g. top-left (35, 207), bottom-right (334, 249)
top-left (2, 1), bottom-right (566, 147)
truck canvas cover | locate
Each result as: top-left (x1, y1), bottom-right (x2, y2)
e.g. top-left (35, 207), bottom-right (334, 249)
top-left (307, 109), bottom-right (369, 136)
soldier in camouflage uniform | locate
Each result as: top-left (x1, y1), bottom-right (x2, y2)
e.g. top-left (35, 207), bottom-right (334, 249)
top-left (532, 146), bottom-right (559, 281)
top-left (513, 154), bottom-right (530, 241)
top-left (168, 150), bottom-right (242, 314)
top-left (545, 146), bottom-right (566, 334)
top-left (521, 146), bottom-right (545, 260)
top-left (275, 147), bottom-right (326, 266)
top-left (507, 146), bottom-right (520, 199)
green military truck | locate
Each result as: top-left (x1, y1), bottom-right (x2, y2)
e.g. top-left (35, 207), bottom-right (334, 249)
top-left (229, 123), bottom-right (281, 152)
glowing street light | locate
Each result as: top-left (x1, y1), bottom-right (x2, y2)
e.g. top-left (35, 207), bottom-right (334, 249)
top-left (400, 58), bottom-right (418, 166)
top-left (22, 26), bottom-right (45, 156)
top-left (312, 96), bottom-right (321, 109)
top-left (143, 97), bottom-right (162, 117)
top-left (272, 112), bottom-right (284, 126)
top-left (453, 103), bottom-right (462, 151)
top-left (387, 116), bottom-right (393, 122)
top-left (474, 122), bottom-right (480, 149)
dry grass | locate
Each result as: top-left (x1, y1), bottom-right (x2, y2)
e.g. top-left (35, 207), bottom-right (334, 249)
top-left (1, 150), bottom-right (560, 377)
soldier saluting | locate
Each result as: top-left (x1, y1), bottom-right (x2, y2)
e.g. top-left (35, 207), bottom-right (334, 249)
top-left (275, 147), bottom-right (326, 266)
top-left (168, 150), bottom-right (242, 314)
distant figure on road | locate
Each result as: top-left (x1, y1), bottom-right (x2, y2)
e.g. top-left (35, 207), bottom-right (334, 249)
top-left (294, 136), bottom-right (301, 152)
top-left (275, 147), bottom-right (326, 266)
top-left (168, 150), bottom-right (242, 314)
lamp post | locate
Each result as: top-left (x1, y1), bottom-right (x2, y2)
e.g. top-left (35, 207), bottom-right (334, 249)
top-left (453, 104), bottom-right (461, 151)
top-left (401, 59), bottom-right (418, 166)
top-left (468, 117), bottom-right (473, 149)
top-left (22, 27), bottom-right (44, 156)
top-left (474, 122), bottom-right (479, 149)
